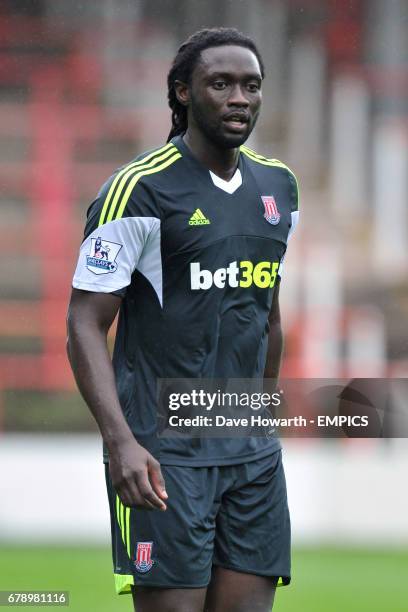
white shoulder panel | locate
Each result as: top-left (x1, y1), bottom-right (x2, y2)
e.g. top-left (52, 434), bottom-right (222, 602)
top-left (278, 210), bottom-right (300, 278)
top-left (288, 210), bottom-right (299, 240)
top-left (72, 217), bottom-right (161, 296)
top-left (134, 219), bottom-right (163, 306)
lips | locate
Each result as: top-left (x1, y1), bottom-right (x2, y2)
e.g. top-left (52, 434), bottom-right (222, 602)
top-left (222, 112), bottom-right (249, 132)
top-left (223, 112), bottom-right (249, 124)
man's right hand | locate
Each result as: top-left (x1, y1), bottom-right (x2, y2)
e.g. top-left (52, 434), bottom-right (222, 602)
top-left (108, 437), bottom-right (168, 511)
top-left (67, 289), bottom-right (168, 511)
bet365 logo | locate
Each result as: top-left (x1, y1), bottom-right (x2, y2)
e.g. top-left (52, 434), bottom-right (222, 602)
top-left (190, 260), bottom-right (279, 290)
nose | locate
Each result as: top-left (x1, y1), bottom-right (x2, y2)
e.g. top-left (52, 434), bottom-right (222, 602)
top-left (227, 84), bottom-right (249, 107)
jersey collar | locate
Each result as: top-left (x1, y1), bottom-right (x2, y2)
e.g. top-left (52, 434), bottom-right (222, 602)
top-left (171, 134), bottom-right (244, 195)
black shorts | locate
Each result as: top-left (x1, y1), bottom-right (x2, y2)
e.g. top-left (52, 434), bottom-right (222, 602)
top-left (105, 449), bottom-right (291, 594)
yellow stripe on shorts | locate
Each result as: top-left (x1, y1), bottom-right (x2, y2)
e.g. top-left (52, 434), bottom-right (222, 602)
top-left (115, 495), bottom-right (132, 558)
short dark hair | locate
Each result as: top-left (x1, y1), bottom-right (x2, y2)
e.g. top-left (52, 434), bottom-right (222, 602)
top-left (166, 27), bottom-right (265, 142)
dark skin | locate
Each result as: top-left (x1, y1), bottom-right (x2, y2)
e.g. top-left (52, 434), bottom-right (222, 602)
top-left (67, 45), bottom-right (282, 612)
top-left (264, 277), bottom-right (283, 380)
top-left (175, 45), bottom-right (263, 180)
top-left (66, 290), bottom-right (168, 512)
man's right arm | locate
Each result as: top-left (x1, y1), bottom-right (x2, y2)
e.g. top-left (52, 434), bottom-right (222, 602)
top-left (66, 288), bottom-right (167, 511)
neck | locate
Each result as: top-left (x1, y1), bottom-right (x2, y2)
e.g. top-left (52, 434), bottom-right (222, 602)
top-left (183, 129), bottom-right (240, 181)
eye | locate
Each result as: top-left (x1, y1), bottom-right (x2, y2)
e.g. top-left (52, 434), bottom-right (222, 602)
top-left (213, 80), bottom-right (227, 90)
top-left (247, 82), bottom-right (261, 93)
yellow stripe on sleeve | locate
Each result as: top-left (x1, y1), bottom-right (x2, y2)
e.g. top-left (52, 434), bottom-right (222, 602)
top-left (98, 143), bottom-right (176, 227)
top-left (114, 151), bottom-right (182, 221)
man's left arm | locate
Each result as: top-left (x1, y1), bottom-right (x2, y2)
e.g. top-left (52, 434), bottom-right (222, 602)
top-left (264, 277), bottom-right (283, 380)
top-left (264, 165), bottom-right (299, 380)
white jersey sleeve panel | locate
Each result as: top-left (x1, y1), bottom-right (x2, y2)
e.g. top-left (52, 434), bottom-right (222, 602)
top-left (278, 210), bottom-right (299, 278)
top-left (72, 217), bottom-right (161, 298)
top-left (134, 219), bottom-right (163, 306)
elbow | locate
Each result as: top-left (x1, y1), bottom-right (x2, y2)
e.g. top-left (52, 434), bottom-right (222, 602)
top-left (66, 305), bottom-right (83, 360)
top-left (268, 317), bottom-right (282, 333)
top-left (66, 307), bottom-right (76, 363)
top-left (268, 320), bottom-right (283, 348)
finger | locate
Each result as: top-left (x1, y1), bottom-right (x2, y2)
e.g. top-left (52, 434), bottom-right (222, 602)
top-left (140, 499), bottom-right (157, 511)
top-left (136, 472), bottom-right (167, 510)
top-left (118, 487), bottom-right (156, 511)
top-left (148, 460), bottom-right (168, 500)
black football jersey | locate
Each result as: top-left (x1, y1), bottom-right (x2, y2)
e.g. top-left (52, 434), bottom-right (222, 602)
top-left (73, 135), bottom-right (299, 466)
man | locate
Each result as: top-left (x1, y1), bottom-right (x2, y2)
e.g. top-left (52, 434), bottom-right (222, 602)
top-left (67, 27), bottom-right (299, 612)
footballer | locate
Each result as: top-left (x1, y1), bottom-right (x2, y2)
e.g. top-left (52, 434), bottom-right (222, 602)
top-left (67, 27), bottom-right (299, 612)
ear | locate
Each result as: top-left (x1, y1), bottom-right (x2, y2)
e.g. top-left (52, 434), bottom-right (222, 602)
top-left (174, 80), bottom-right (190, 107)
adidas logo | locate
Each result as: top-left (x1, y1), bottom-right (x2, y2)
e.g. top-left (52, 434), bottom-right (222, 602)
top-left (189, 208), bottom-right (211, 226)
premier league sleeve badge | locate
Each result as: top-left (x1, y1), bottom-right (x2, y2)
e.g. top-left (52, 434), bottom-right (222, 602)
top-left (86, 236), bottom-right (122, 274)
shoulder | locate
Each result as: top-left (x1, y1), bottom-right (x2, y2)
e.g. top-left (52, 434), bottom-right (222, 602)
top-left (240, 144), bottom-right (299, 211)
top-left (240, 144), bottom-right (298, 182)
top-left (120, 141), bottom-right (182, 171)
top-left (91, 142), bottom-right (182, 228)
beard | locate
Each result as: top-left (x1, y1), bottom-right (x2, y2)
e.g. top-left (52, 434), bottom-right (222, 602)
top-left (190, 92), bottom-right (259, 149)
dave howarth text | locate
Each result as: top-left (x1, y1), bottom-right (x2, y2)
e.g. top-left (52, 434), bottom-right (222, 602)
top-left (168, 390), bottom-right (282, 411)
top-left (167, 415), bottom-right (307, 428)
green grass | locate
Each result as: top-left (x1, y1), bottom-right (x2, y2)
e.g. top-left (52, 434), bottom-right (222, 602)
top-left (0, 546), bottom-right (407, 611)
top-left (278, 548), bottom-right (408, 612)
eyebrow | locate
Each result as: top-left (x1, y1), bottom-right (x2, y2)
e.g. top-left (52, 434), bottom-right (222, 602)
top-left (206, 71), bottom-right (262, 81)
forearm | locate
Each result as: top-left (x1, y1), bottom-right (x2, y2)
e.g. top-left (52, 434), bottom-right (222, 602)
top-left (67, 320), bottom-right (133, 452)
top-left (264, 321), bottom-right (283, 380)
